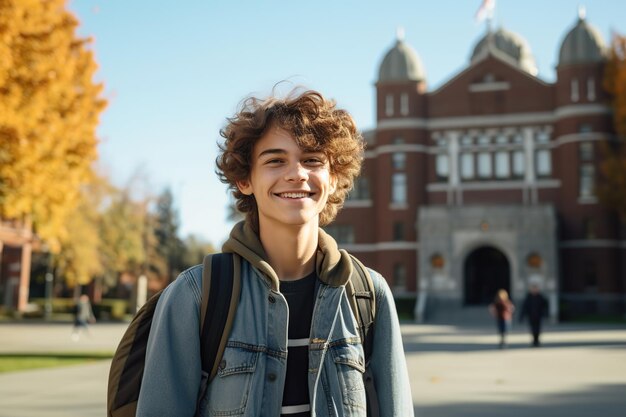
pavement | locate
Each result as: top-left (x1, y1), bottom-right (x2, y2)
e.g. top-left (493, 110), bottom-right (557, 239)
top-left (0, 321), bottom-right (625, 416)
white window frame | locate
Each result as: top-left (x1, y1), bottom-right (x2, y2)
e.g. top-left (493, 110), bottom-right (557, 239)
top-left (436, 154), bottom-right (449, 179)
top-left (477, 152), bottom-right (492, 178)
top-left (385, 94), bottom-right (394, 117)
top-left (495, 151), bottom-right (510, 178)
top-left (400, 93), bottom-right (409, 116)
top-left (535, 149), bottom-right (552, 177)
top-left (513, 151), bottom-right (525, 177)
top-left (460, 153), bottom-right (475, 179)
top-left (392, 173), bottom-right (407, 203)
top-left (571, 78), bottom-right (580, 102)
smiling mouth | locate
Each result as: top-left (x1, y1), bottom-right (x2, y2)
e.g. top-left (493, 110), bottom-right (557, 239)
top-left (276, 192), bottom-right (313, 199)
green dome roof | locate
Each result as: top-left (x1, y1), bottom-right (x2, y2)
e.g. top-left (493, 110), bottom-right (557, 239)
top-left (378, 36), bottom-right (426, 83)
top-left (558, 15), bottom-right (606, 66)
top-left (471, 27), bottom-right (538, 76)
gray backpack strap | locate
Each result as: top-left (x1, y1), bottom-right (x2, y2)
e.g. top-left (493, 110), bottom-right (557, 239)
top-left (347, 255), bottom-right (379, 417)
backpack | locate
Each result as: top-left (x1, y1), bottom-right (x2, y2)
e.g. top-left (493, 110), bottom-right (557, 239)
top-left (107, 252), bottom-right (377, 417)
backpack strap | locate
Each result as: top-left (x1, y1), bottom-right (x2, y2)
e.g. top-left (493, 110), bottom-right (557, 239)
top-left (346, 254), bottom-right (380, 417)
top-left (347, 254), bottom-right (376, 363)
top-left (199, 253), bottom-right (241, 381)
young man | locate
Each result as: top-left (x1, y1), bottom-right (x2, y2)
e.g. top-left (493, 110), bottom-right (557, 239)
top-left (136, 89), bottom-right (414, 416)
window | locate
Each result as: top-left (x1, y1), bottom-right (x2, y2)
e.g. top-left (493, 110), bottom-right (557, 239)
top-left (461, 135), bottom-right (473, 146)
top-left (583, 218), bottom-right (596, 239)
top-left (579, 164), bottom-right (595, 198)
top-left (571, 78), bottom-right (579, 102)
top-left (436, 154), bottom-right (449, 179)
top-left (400, 93), bottom-right (409, 116)
top-left (385, 94), bottom-right (394, 116)
top-left (393, 222), bottom-right (405, 241)
top-left (348, 177), bottom-right (370, 200)
top-left (583, 260), bottom-right (597, 290)
top-left (513, 151), bottom-right (525, 177)
top-left (580, 142), bottom-right (594, 161)
top-left (536, 131), bottom-right (550, 143)
top-left (495, 151), bottom-right (510, 178)
top-left (392, 136), bottom-right (404, 145)
top-left (496, 134), bottom-right (508, 145)
top-left (392, 152), bottom-right (406, 170)
top-left (478, 135), bottom-right (490, 146)
top-left (392, 173), bottom-right (407, 203)
top-left (437, 138), bottom-right (448, 147)
top-left (392, 263), bottom-right (407, 291)
top-left (513, 133), bottom-right (524, 144)
top-left (461, 153), bottom-right (475, 179)
top-left (587, 77), bottom-right (596, 101)
top-left (535, 149), bottom-right (552, 177)
top-left (324, 225), bottom-right (354, 244)
top-left (579, 123), bottom-right (593, 133)
top-left (477, 152), bottom-right (492, 178)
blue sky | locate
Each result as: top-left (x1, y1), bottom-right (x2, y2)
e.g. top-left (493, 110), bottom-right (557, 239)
top-left (67, 0), bottom-right (624, 247)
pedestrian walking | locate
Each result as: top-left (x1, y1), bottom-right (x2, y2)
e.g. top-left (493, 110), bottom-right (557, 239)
top-left (489, 289), bottom-right (515, 349)
top-left (71, 294), bottom-right (96, 341)
top-left (134, 87), bottom-right (414, 416)
top-left (519, 282), bottom-right (549, 347)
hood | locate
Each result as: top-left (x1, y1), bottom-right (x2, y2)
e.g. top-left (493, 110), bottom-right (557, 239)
top-left (222, 221), bottom-right (354, 291)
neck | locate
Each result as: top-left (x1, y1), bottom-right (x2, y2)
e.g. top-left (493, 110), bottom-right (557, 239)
top-left (258, 221), bottom-right (318, 281)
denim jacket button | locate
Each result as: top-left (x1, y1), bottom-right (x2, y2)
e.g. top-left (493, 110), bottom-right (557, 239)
top-left (268, 373), bottom-right (277, 382)
top-left (268, 295), bottom-right (276, 304)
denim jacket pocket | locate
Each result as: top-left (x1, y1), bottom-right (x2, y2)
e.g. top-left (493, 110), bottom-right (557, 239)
top-left (330, 342), bottom-right (367, 410)
top-left (204, 346), bottom-right (259, 417)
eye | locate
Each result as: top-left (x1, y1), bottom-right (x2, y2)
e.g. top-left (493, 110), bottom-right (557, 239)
top-left (303, 155), bottom-right (327, 166)
top-left (264, 158), bottom-right (285, 165)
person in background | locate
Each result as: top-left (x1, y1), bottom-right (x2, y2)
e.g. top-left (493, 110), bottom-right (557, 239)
top-left (489, 289), bottom-right (515, 349)
top-left (71, 294), bottom-right (96, 341)
top-left (519, 282), bottom-right (549, 347)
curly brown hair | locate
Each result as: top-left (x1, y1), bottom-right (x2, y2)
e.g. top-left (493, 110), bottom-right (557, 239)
top-left (216, 88), bottom-right (364, 232)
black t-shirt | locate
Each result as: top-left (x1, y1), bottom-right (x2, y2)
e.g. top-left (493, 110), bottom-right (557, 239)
top-left (279, 271), bottom-right (317, 417)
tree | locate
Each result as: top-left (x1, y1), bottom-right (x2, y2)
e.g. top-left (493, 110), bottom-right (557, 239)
top-left (152, 188), bottom-right (185, 283)
top-left (600, 32), bottom-right (626, 220)
top-left (0, 0), bottom-right (106, 251)
top-left (182, 235), bottom-right (216, 269)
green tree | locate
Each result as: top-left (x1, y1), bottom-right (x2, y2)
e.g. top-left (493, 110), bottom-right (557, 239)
top-left (182, 235), bottom-right (216, 269)
top-left (0, 0), bottom-right (106, 251)
top-left (600, 32), bottom-right (626, 220)
top-left (153, 188), bottom-right (185, 283)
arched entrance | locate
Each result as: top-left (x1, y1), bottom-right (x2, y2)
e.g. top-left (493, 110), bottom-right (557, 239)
top-left (464, 246), bottom-right (510, 305)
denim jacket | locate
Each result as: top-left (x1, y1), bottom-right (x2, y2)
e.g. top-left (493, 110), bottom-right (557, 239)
top-left (137, 222), bottom-right (414, 416)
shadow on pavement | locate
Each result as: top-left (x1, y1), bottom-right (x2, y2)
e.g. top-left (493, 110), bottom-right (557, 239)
top-left (404, 340), bottom-right (626, 353)
top-left (414, 383), bottom-right (626, 417)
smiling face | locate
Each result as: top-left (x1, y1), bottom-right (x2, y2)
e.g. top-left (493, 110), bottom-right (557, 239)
top-left (236, 126), bottom-right (337, 233)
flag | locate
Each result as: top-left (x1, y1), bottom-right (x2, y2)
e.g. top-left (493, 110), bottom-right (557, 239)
top-left (475, 0), bottom-right (495, 22)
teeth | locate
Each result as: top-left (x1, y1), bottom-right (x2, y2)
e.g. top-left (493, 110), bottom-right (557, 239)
top-left (280, 192), bottom-right (310, 199)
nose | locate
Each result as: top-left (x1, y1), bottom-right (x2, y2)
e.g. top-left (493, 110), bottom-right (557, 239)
top-left (285, 162), bottom-right (308, 182)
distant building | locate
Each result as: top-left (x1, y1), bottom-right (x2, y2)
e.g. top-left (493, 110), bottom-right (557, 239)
top-left (0, 219), bottom-right (35, 312)
top-left (330, 12), bottom-right (625, 321)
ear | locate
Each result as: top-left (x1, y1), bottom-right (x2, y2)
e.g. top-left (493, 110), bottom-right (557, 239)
top-left (236, 179), bottom-right (253, 196)
top-left (330, 175), bottom-right (338, 194)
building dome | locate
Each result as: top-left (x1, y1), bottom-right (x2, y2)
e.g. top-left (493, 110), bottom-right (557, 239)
top-left (471, 27), bottom-right (538, 76)
top-left (378, 32), bottom-right (426, 83)
top-left (558, 12), bottom-right (606, 66)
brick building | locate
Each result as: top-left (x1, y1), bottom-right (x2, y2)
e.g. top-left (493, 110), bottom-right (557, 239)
top-left (330, 13), bottom-right (626, 321)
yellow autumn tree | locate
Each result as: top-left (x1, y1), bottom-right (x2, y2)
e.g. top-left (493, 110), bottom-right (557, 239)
top-left (600, 32), bottom-right (626, 220)
top-left (0, 0), bottom-right (106, 251)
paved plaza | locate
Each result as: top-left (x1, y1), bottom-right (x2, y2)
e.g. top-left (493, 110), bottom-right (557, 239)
top-left (0, 321), bottom-right (625, 416)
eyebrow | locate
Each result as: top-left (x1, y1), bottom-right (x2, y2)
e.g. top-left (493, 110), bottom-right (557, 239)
top-left (257, 148), bottom-right (287, 159)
